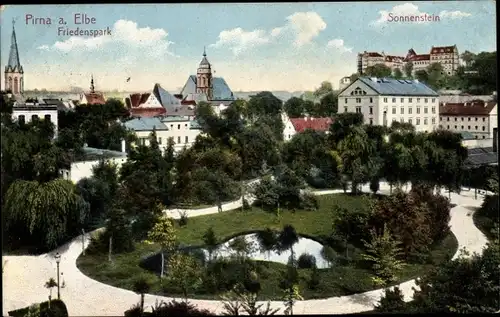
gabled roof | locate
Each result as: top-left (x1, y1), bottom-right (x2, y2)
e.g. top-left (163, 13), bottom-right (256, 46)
top-left (430, 45), bottom-right (456, 54)
top-left (340, 77), bottom-right (439, 97)
top-left (439, 100), bottom-right (497, 116)
top-left (384, 55), bottom-right (404, 62)
top-left (127, 93), bottom-right (151, 108)
top-left (183, 75), bottom-right (235, 101)
top-left (124, 117), bottom-right (169, 131)
top-left (83, 93), bottom-right (106, 105)
top-left (290, 117), bottom-right (333, 133)
top-left (408, 54), bottom-right (430, 61)
top-left (153, 83), bottom-right (181, 111)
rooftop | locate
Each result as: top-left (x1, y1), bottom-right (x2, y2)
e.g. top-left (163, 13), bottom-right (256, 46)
top-left (343, 77), bottom-right (439, 97)
top-left (290, 117), bottom-right (333, 133)
top-left (430, 45), bottom-right (457, 54)
top-left (439, 100), bottom-right (497, 116)
top-left (465, 147), bottom-right (498, 167)
top-left (123, 117), bottom-right (169, 131)
top-left (73, 146), bottom-right (127, 162)
top-left (82, 92), bottom-right (106, 105)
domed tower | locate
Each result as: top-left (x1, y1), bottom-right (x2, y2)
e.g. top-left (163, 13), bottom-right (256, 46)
top-left (4, 19), bottom-right (24, 97)
top-left (196, 47), bottom-right (213, 100)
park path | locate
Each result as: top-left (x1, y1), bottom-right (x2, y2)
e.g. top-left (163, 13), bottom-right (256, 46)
top-left (2, 182), bottom-right (489, 316)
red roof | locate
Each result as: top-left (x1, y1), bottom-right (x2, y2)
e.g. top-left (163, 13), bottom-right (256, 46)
top-left (408, 54), bottom-right (430, 61)
top-left (430, 46), bottom-right (456, 54)
top-left (83, 93), bottom-right (105, 105)
top-left (439, 100), bottom-right (496, 116)
top-left (365, 52), bottom-right (383, 57)
top-left (290, 117), bottom-right (333, 133)
top-left (129, 107), bottom-right (166, 117)
top-left (127, 93), bottom-right (151, 108)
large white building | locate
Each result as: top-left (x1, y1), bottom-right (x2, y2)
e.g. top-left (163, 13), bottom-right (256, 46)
top-left (439, 100), bottom-right (497, 140)
top-left (338, 77), bottom-right (440, 132)
top-left (11, 98), bottom-right (58, 133)
top-left (123, 116), bottom-right (202, 153)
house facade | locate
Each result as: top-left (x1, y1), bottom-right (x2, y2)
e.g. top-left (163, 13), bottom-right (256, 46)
top-left (338, 77), bottom-right (440, 132)
top-left (439, 100), bottom-right (498, 140)
top-left (11, 99), bottom-right (59, 134)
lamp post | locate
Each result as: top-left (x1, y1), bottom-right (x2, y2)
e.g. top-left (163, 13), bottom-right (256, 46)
top-left (55, 252), bottom-right (61, 300)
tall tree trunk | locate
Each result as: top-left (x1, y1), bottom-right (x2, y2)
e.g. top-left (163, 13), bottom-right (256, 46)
top-left (390, 184), bottom-right (392, 194)
top-left (140, 293), bottom-right (145, 314)
top-left (160, 251), bottom-right (165, 278)
top-left (108, 236), bottom-right (113, 262)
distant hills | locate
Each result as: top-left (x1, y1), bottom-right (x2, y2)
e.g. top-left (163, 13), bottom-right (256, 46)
top-left (24, 89), bottom-right (311, 102)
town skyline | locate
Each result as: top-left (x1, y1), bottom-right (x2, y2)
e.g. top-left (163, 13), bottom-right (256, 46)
top-left (1, 2), bottom-right (496, 92)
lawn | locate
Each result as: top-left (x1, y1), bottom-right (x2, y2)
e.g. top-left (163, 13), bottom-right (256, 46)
top-left (77, 193), bottom-right (458, 300)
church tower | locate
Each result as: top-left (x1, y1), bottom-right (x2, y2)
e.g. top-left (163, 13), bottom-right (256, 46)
top-left (4, 19), bottom-right (24, 97)
top-left (196, 47), bottom-right (213, 100)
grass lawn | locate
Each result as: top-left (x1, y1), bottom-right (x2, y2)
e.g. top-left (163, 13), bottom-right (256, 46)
top-left (472, 208), bottom-right (498, 241)
top-left (77, 193), bottom-right (458, 300)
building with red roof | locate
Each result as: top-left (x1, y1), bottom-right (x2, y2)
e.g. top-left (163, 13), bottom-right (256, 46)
top-left (79, 76), bottom-right (106, 105)
top-left (289, 117), bottom-right (333, 134)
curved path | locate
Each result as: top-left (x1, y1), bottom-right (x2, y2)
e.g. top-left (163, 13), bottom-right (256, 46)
top-left (2, 182), bottom-right (489, 316)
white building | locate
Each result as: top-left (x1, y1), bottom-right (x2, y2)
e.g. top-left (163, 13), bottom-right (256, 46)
top-left (281, 112), bottom-right (297, 141)
top-left (337, 77), bottom-right (440, 132)
top-left (11, 98), bottom-right (58, 133)
top-left (439, 100), bottom-right (497, 140)
top-left (123, 116), bottom-right (202, 153)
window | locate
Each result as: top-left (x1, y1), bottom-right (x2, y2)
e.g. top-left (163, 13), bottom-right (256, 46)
top-left (185, 136), bottom-right (189, 143)
top-left (432, 107), bottom-right (436, 114)
top-left (432, 118), bottom-right (435, 124)
top-left (409, 98), bottom-right (413, 103)
top-left (483, 118), bottom-right (486, 122)
top-left (369, 107), bottom-right (373, 115)
top-left (424, 98), bottom-right (428, 103)
top-left (44, 114), bottom-right (51, 121)
top-left (483, 135), bottom-right (486, 139)
top-left (355, 106), bottom-right (362, 113)
top-left (447, 125), bottom-right (450, 129)
top-left (18, 115), bottom-right (25, 124)
top-left (185, 124), bottom-right (188, 127)
top-left (383, 98), bottom-right (388, 103)
top-left (356, 98), bottom-right (361, 103)
top-left (400, 98), bottom-right (404, 103)
top-left (475, 126), bottom-right (478, 130)
top-left (475, 118), bottom-right (478, 121)
top-left (440, 117), bottom-right (443, 121)
top-left (392, 98), bottom-right (396, 103)
top-left (461, 126), bottom-right (464, 129)
top-left (417, 98), bottom-right (421, 102)
top-left (141, 138), bottom-right (147, 146)
top-left (370, 97), bottom-right (373, 103)
top-left (424, 107), bottom-right (428, 114)
top-left (369, 118), bottom-right (373, 125)
top-left (400, 117), bottom-right (404, 122)
top-left (345, 98), bottom-right (348, 103)
top-left (454, 118), bottom-right (457, 121)
top-left (170, 124), bottom-right (173, 129)
top-left (392, 107), bottom-right (396, 114)
top-left (177, 124), bottom-right (181, 129)
top-left (408, 118), bottom-right (413, 124)
top-left (424, 118), bottom-right (428, 125)
top-left (461, 117), bottom-right (464, 121)
top-left (177, 136), bottom-right (181, 143)
top-left (475, 136), bottom-right (478, 139)
top-left (416, 107), bottom-right (421, 114)
top-left (158, 137), bottom-right (162, 144)
top-left (431, 98), bottom-right (435, 102)
top-left (468, 117), bottom-right (471, 121)
top-left (392, 118), bottom-right (397, 123)
top-left (482, 126), bottom-right (486, 131)
top-left (416, 118), bottom-right (420, 125)
top-left (344, 106), bottom-right (348, 112)
top-left (454, 125), bottom-right (457, 129)
top-left (409, 108), bottom-right (413, 114)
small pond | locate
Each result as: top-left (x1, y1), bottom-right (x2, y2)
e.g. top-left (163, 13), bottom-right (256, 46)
top-left (204, 233), bottom-right (330, 269)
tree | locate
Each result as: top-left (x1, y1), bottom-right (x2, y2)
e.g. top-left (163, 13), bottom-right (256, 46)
top-left (277, 225), bottom-right (299, 262)
top-left (370, 178), bottom-right (380, 194)
top-left (318, 92), bottom-right (338, 116)
top-left (375, 286), bottom-right (407, 313)
top-left (229, 236), bottom-right (256, 263)
top-left (364, 64), bottom-right (392, 78)
top-left (414, 70), bottom-right (429, 83)
top-left (283, 97), bottom-right (304, 118)
top-left (403, 61), bottom-right (413, 78)
top-left (167, 253), bottom-right (203, 302)
top-left (144, 215), bottom-right (177, 278)
top-left (282, 284), bottom-right (303, 315)
top-left (393, 68), bottom-right (403, 79)
top-left (44, 278), bottom-right (57, 307)
top-left (203, 227), bottom-right (219, 262)
top-left (256, 229), bottom-right (278, 259)
top-left (426, 63), bottom-right (446, 90)
top-left (361, 224), bottom-right (405, 287)
top-left (247, 91), bottom-right (283, 119)
top-left (460, 50), bottom-right (475, 68)
top-left (105, 206), bottom-right (134, 255)
top-left (91, 159), bottom-right (119, 199)
top-left (132, 276), bottom-right (151, 314)
top-left (320, 246), bottom-right (336, 268)
top-left (313, 81), bottom-right (333, 98)
top-left (76, 177), bottom-right (111, 226)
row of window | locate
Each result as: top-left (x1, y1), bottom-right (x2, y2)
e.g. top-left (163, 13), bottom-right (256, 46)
top-left (445, 125), bottom-right (487, 131)
top-left (17, 114), bottom-right (51, 124)
top-left (346, 106), bottom-right (437, 115)
top-left (345, 97), bottom-right (437, 104)
top-left (140, 135), bottom-right (190, 146)
top-left (392, 117), bottom-right (436, 125)
top-left (441, 117), bottom-right (487, 122)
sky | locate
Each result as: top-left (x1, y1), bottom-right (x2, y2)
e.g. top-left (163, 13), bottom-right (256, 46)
top-left (0, 2), bottom-right (496, 92)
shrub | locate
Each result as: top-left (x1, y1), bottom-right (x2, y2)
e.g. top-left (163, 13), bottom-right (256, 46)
top-left (151, 300), bottom-right (215, 316)
top-left (242, 198), bottom-right (251, 210)
top-left (369, 178), bottom-right (380, 194)
top-left (308, 267), bottom-right (321, 290)
top-left (300, 193), bottom-right (319, 211)
top-left (179, 211), bottom-right (189, 227)
top-left (297, 253), bottom-right (317, 269)
top-left (8, 299), bottom-right (68, 317)
top-left (375, 286), bottom-right (407, 313)
top-left (124, 303), bottom-right (147, 317)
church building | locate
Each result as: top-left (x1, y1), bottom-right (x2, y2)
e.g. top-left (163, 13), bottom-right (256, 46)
top-left (179, 48), bottom-right (236, 111)
top-left (79, 75), bottom-right (106, 105)
top-left (4, 20), bottom-right (24, 98)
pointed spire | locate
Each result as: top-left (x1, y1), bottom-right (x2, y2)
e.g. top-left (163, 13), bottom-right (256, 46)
top-left (90, 75), bottom-right (95, 93)
top-left (6, 18), bottom-right (23, 73)
top-left (203, 46), bottom-right (206, 57)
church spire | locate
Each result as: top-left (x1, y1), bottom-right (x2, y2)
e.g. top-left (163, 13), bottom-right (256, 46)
top-left (203, 46), bottom-right (206, 57)
top-left (90, 75), bottom-right (95, 93)
top-left (6, 18), bottom-right (23, 73)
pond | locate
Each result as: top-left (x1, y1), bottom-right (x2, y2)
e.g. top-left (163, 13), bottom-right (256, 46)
top-left (202, 233), bottom-right (330, 269)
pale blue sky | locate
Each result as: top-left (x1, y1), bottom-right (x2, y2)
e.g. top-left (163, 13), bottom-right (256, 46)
top-left (0, 2), bottom-right (496, 92)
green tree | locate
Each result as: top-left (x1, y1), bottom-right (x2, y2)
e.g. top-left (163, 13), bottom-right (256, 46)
top-left (393, 68), bottom-right (403, 79)
top-left (375, 286), bottom-right (407, 313)
top-left (44, 278), bottom-right (58, 307)
top-left (414, 70), bottom-right (429, 83)
top-left (277, 225), bottom-right (299, 262)
top-left (318, 92), bottom-right (338, 116)
top-left (403, 61), bottom-right (413, 78)
top-left (132, 276), bottom-right (151, 314)
top-left (229, 236), bottom-right (256, 263)
top-left (203, 227), bottom-right (219, 262)
top-left (282, 284), bottom-right (303, 316)
top-left (313, 81), bottom-right (333, 98)
top-left (144, 215), bottom-right (177, 279)
top-left (247, 91), bottom-right (283, 119)
top-left (166, 253), bottom-right (203, 301)
top-left (256, 229), bottom-right (278, 259)
top-left (283, 97), bottom-right (305, 118)
top-left (364, 64), bottom-right (392, 78)
top-left (460, 50), bottom-right (475, 68)
top-left (361, 224), bottom-right (405, 287)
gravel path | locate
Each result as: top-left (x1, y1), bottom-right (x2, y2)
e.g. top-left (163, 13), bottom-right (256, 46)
top-left (2, 182), bottom-right (489, 316)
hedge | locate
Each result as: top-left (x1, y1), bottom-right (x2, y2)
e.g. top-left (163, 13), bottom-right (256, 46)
top-left (8, 299), bottom-right (68, 317)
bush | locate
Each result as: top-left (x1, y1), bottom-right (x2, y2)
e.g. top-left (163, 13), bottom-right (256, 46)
top-left (369, 178), bottom-right (380, 194)
top-left (297, 253), bottom-right (317, 269)
top-left (242, 198), bottom-right (251, 210)
top-left (151, 300), bottom-right (214, 316)
top-left (8, 299), bottom-right (68, 317)
top-left (375, 286), bottom-right (407, 313)
top-left (308, 267), bottom-right (321, 290)
top-left (300, 193), bottom-right (319, 211)
top-left (179, 211), bottom-right (189, 227)
top-left (124, 303), bottom-right (148, 317)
